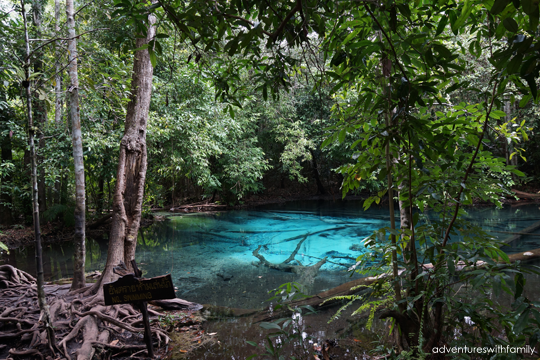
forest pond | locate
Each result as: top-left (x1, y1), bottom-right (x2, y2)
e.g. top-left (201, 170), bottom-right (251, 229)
top-left (3, 200), bottom-right (540, 310)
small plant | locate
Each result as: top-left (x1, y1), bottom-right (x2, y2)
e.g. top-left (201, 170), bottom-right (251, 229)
top-left (246, 282), bottom-right (318, 360)
top-left (156, 313), bottom-right (181, 332)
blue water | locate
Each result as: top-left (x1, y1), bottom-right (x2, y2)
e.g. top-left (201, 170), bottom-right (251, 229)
top-left (2, 201), bottom-right (540, 308)
top-left (135, 205), bottom-right (391, 308)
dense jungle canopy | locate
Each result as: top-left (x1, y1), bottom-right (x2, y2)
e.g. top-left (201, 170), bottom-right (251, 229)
top-left (1, 0), bottom-right (540, 358)
top-left (0, 0), bottom-right (539, 223)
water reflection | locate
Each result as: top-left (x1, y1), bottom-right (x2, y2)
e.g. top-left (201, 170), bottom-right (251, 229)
top-left (0, 236), bottom-right (106, 282)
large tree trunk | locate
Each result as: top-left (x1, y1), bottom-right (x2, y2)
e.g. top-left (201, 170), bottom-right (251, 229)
top-left (67, 0), bottom-right (86, 290)
top-left (96, 11), bottom-right (156, 288)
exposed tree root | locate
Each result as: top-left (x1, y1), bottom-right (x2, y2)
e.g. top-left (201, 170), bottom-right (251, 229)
top-left (0, 265), bottom-right (36, 285)
top-left (91, 341), bottom-right (146, 350)
top-left (0, 266), bottom-right (202, 359)
top-left (8, 348), bottom-right (44, 360)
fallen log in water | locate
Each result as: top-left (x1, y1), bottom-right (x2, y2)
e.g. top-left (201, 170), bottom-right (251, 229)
top-left (170, 204), bottom-right (228, 212)
top-left (507, 247), bottom-right (540, 262)
top-left (149, 298), bottom-right (203, 311)
top-left (511, 189), bottom-right (540, 199)
top-left (503, 219), bottom-right (540, 244)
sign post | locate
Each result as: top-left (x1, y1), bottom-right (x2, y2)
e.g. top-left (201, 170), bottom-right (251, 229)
top-left (103, 260), bottom-right (175, 358)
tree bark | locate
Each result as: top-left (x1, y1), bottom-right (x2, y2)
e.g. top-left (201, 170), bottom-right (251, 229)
top-left (66, 0), bottom-right (86, 290)
top-left (97, 10), bottom-right (156, 287)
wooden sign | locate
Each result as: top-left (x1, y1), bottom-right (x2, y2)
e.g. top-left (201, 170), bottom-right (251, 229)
top-left (103, 273), bottom-right (175, 306)
top-left (104, 261), bottom-right (175, 358)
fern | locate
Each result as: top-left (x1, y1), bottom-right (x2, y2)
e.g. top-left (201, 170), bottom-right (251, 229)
top-left (0, 240), bottom-right (8, 253)
top-left (325, 281), bottom-right (395, 330)
top-left (352, 296), bottom-right (393, 330)
top-left (323, 294), bottom-right (361, 323)
top-left (43, 204), bottom-right (75, 227)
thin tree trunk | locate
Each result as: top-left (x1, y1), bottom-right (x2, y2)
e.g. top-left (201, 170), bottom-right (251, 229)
top-left (67, 0), bottom-right (86, 290)
top-left (97, 172), bottom-right (104, 216)
top-left (32, 0), bottom-right (47, 214)
top-left (55, 0), bottom-right (63, 126)
top-left (0, 92), bottom-right (13, 226)
top-left (380, 45), bottom-right (402, 307)
top-left (53, 0), bottom-right (63, 205)
top-left (96, 9), bottom-right (156, 288)
top-left (21, 0), bottom-right (53, 342)
top-left (504, 99), bottom-right (518, 181)
top-left (309, 149), bottom-right (326, 195)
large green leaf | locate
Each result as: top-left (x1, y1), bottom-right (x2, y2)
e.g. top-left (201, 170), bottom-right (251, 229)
top-left (522, 0), bottom-right (539, 14)
top-left (503, 17), bottom-right (519, 32)
top-left (490, 0), bottom-right (511, 14)
top-left (514, 308), bottom-right (530, 334)
top-left (506, 54), bottom-right (524, 74)
top-left (452, 0), bottom-right (474, 32)
top-left (514, 272), bottom-right (525, 299)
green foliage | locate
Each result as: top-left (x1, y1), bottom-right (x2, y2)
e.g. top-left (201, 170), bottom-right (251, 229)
top-left (273, 121), bottom-right (314, 183)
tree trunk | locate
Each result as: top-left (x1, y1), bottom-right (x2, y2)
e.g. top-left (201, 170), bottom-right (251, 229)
top-left (67, 0), bottom-right (86, 290)
top-left (380, 44), bottom-right (402, 309)
top-left (309, 149), bottom-right (326, 195)
top-left (504, 99), bottom-right (518, 182)
top-left (55, 0), bottom-right (63, 126)
top-left (96, 10), bottom-right (156, 288)
top-left (97, 172), bottom-right (104, 216)
top-left (21, 0), bottom-right (53, 341)
top-left (53, 0), bottom-right (63, 206)
top-left (31, 0), bottom-right (48, 215)
top-left (0, 93), bottom-right (13, 226)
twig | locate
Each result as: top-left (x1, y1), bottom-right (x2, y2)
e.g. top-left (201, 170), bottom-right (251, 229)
top-left (363, 4), bottom-right (409, 82)
top-left (27, 28), bottom-right (109, 60)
